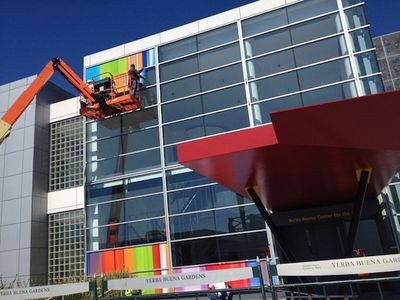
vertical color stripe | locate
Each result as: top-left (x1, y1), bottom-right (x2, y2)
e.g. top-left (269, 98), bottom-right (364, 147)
top-left (123, 248), bottom-right (134, 272)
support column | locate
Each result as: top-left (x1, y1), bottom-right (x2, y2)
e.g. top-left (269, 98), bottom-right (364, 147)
top-left (344, 169), bottom-right (371, 257)
top-left (247, 187), bottom-right (297, 263)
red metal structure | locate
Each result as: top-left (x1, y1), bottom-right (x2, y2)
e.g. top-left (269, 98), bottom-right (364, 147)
top-left (177, 90), bottom-right (400, 262)
top-left (0, 57), bottom-right (141, 144)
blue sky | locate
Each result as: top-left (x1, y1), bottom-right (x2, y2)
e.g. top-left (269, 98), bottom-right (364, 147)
top-left (0, 0), bottom-right (398, 93)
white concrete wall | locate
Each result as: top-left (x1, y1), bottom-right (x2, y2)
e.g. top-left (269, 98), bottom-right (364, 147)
top-left (49, 96), bottom-right (80, 122)
top-left (47, 186), bottom-right (84, 214)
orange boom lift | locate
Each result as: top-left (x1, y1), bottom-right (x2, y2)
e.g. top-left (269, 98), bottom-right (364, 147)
top-left (0, 57), bottom-right (141, 143)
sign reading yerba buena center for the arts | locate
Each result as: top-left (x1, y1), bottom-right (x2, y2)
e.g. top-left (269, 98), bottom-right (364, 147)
top-left (277, 254), bottom-right (400, 276)
top-left (0, 282), bottom-right (89, 300)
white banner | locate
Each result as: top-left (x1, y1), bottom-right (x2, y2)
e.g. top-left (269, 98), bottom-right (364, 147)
top-left (0, 282), bottom-right (89, 300)
top-left (108, 267), bottom-right (255, 290)
top-left (277, 254), bottom-right (400, 276)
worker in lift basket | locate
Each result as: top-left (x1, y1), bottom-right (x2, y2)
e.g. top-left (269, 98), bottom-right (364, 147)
top-left (128, 64), bottom-right (143, 98)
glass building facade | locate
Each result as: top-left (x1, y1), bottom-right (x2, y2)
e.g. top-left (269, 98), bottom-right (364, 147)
top-left (84, 0), bottom-right (383, 290)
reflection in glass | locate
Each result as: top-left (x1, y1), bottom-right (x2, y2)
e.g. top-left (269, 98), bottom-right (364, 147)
top-left (161, 76), bottom-right (201, 102)
top-left (86, 117), bottom-right (121, 141)
top-left (290, 13), bottom-right (342, 45)
top-left (197, 24), bottom-right (238, 51)
top-left (250, 72), bottom-right (299, 102)
top-left (87, 157), bottom-right (123, 182)
top-left (171, 231), bottom-right (268, 266)
top-left (87, 194), bottom-right (164, 227)
top-left (242, 8), bottom-right (288, 37)
top-left (124, 172), bottom-right (163, 198)
top-left (287, 0), bottom-right (337, 23)
top-left (87, 218), bottom-right (166, 251)
top-left (293, 35), bottom-right (347, 67)
top-left (247, 49), bottom-right (296, 79)
top-left (297, 58), bottom-right (352, 90)
top-left (168, 185), bottom-right (250, 214)
top-left (349, 28), bottom-right (373, 52)
top-left (302, 81), bottom-right (357, 106)
top-left (141, 87), bottom-right (158, 107)
top-left (164, 144), bottom-right (178, 166)
top-left (360, 76), bottom-right (384, 95)
top-left (253, 95), bottom-right (303, 125)
top-left (167, 168), bottom-right (212, 191)
top-left (86, 180), bottom-right (124, 205)
top-left (124, 149), bottom-right (161, 174)
top-left (345, 6), bottom-right (367, 29)
top-left (170, 205), bottom-right (264, 240)
top-left (159, 36), bottom-right (197, 62)
top-left (162, 85), bottom-right (246, 123)
top-left (204, 107), bottom-right (249, 136)
top-left (244, 29), bottom-right (292, 58)
top-left (122, 107), bottom-right (158, 132)
top-left (355, 52), bottom-right (380, 76)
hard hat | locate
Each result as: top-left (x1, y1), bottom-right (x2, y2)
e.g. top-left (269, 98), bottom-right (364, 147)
top-left (87, 79), bottom-right (94, 83)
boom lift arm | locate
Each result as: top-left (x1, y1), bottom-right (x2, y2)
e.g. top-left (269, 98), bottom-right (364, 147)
top-left (0, 57), bottom-right (141, 144)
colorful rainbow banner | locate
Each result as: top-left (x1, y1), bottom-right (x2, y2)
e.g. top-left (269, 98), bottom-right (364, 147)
top-left (85, 49), bottom-right (156, 84)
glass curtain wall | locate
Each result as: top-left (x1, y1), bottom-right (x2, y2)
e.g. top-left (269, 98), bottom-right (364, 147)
top-left (85, 0), bottom-right (383, 273)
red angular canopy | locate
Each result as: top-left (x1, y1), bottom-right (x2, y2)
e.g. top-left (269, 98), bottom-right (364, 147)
top-left (177, 91), bottom-right (400, 211)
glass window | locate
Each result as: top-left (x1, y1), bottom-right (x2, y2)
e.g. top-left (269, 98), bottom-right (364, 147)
top-left (247, 49), bottom-right (296, 80)
top-left (123, 127), bottom-right (159, 153)
top-left (141, 87), bottom-right (158, 107)
top-left (124, 149), bottom-right (161, 174)
top-left (345, 6), bottom-right (367, 29)
top-left (197, 24), bottom-right (238, 51)
top-left (159, 36), bottom-right (197, 62)
top-left (200, 63), bottom-right (243, 91)
top-left (87, 157), bottom-right (123, 182)
top-left (170, 205), bottom-right (264, 240)
top-left (342, 0), bottom-right (362, 6)
top-left (244, 29), bottom-right (292, 58)
top-left (171, 231), bottom-right (268, 266)
top-left (242, 8), bottom-right (288, 37)
top-left (143, 66), bottom-right (156, 86)
top-left (287, 0), bottom-right (337, 23)
top-left (162, 85), bottom-right (246, 123)
top-left (88, 196), bottom-right (163, 242)
top-left (360, 75), bottom-right (384, 95)
top-left (164, 144), bottom-right (178, 166)
top-left (297, 58), bottom-right (353, 90)
top-left (161, 75), bottom-right (201, 102)
top-left (302, 81), bottom-right (357, 106)
top-left (201, 84), bottom-right (246, 113)
top-left (124, 194), bottom-right (164, 221)
top-left (355, 51), bottom-right (380, 76)
top-left (163, 116), bottom-right (205, 145)
top-left (203, 107), bottom-right (249, 136)
top-left (250, 71), bottom-right (300, 101)
top-left (162, 96), bottom-right (204, 123)
top-left (125, 218), bottom-right (166, 246)
top-left (349, 28), bottom-right (373, 52)
top-left (198, 42), bottom-right (241, 71)
top-left (163, 106), bottom-right (248, 144)
top-left (87, 136), bottom-right (121, 161)
top-left (290, 13), bottom-right (342, 45)
top-left (86, 117), bottom-right (121, 141)
top-left (168, 185), bottom-right (250, 215)
top-left (252, 94), bottom-right (303, 125)
top-left (293, 35), bottom-right (348, 67)
top-left (86, 180), bottom-right (124, 205)
top-left (389, 185), bottom-right (400, 212)
top-left (160, 55), bottom-right (198, 83)
top-left (122, 107), bottom-right (158, 132)
top-left (124, 172), bottom-right (163, 198)
top-left (87, 219), bottom-right (166, 250)
top-left (167, 168), bottom-right (213, 191)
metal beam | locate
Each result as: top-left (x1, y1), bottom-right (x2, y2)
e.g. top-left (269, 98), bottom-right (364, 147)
top-left (345, 170), bottom-right (370, 257)
top-left (247, 187), bottom-right (297, 263)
